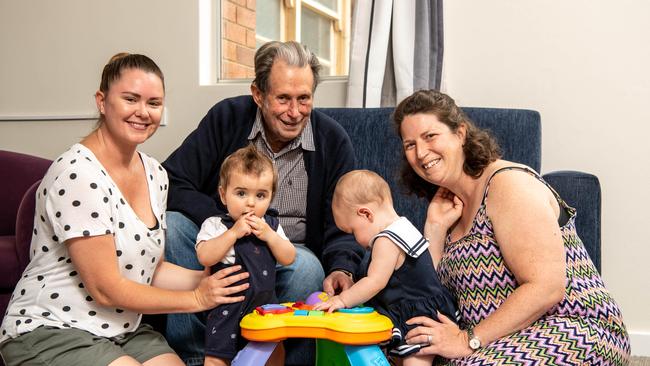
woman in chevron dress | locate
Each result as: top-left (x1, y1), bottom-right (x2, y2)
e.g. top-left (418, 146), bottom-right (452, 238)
top-left (392, 90), bottom-right (630, 365)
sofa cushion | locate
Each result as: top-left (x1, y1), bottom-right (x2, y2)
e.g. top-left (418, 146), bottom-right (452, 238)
top-left (319, 108), bottom-right (426, 227)
top-left (0, 150), bottom-right (52, 235)
top-left (16, 180), bottom-right (42, 271)
top-left (0, 235), bottom-right (20, 289)
top-left (543, 171), bottom-right (601, 270)
top-left (0, 293), bottom-right (11, 324)
top-left (462, 108), bottom-right (541, 172)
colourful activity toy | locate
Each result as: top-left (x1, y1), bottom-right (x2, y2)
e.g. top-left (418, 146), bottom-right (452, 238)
top-left (231, 291), bottom-right (392, 366)
top-left (240, 303), bottom-right (392, 345)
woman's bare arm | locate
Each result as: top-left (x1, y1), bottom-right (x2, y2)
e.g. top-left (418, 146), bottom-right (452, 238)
top-left (469, 171), bottom-right (566, 344)
top-left (67, 234), bottom-right (249, 314)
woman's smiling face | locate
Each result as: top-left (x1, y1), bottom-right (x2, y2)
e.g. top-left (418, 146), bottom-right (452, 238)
top-left (96, 68), bottom-right (164, 147)
top-left (399, 113), bottom-right (466, 186)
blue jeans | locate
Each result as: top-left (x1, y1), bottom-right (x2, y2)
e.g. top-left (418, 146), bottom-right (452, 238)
top-left (164, 211), bottom-right (324, 366)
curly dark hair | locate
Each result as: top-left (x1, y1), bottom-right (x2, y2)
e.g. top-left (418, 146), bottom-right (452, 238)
top-left (393, 90), bottom-right (501, 199)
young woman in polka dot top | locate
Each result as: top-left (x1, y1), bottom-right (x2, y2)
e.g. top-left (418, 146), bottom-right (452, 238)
top-left (0, 53), bottom-right (250, 366)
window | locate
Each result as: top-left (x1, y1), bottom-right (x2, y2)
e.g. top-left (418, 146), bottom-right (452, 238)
top-left (220, 0), bottom-right (351, 80)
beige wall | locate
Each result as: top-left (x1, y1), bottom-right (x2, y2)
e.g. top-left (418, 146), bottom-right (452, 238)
top-left (0, 0), bottom-right (346, 161)
top-left (444, 0), bottom-right (650, 355)
top-left (1, 0), bottom-right (648, 356)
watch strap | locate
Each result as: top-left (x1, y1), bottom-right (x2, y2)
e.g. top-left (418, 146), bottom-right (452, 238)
top-left (467, 326), bottom-right (482, 350)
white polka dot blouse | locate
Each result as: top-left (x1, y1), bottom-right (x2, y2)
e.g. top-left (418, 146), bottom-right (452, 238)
top-left (1, 143), bottom-right (168, 341)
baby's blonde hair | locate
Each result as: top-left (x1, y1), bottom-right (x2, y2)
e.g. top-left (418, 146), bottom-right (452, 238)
top-left (333, 169), bottom-right (393, 208)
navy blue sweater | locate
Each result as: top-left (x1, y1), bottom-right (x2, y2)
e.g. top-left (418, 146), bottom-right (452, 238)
top-left (163, 95), bottom-right (363, 274)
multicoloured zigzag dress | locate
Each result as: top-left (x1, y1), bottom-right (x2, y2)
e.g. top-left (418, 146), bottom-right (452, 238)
top-left (437, 167), bottom-right (630, 365)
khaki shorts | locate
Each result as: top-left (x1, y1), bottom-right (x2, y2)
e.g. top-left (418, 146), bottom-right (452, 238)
top-left (0, 323), bottom-right (175, 366)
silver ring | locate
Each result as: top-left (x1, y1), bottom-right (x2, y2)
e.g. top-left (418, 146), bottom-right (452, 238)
top-left (427, 335), bottom-right (433, 344)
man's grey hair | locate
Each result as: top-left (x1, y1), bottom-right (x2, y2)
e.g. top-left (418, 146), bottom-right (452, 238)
top-left (253, 41), bottom-right (321, 94)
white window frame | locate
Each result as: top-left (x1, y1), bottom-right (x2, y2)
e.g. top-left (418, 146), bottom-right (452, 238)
top-left (200, 0), bottom-right (350, 85)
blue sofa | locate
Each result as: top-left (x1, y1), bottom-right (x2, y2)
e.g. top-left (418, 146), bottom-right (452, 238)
top-left (318, 107), bottom-right (602, 272)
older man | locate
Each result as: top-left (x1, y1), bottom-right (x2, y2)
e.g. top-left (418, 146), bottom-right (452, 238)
top-left (162, 41), bottom-right (363, 365)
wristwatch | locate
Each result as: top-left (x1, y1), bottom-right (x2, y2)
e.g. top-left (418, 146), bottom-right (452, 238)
top-left (467, 326), bottom-right (482, 350)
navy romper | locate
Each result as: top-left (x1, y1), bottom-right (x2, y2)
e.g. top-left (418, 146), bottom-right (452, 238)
top-left (362, 217), bottom-right (460, 357)
top-left (204, 211), bottom-right (280, 359)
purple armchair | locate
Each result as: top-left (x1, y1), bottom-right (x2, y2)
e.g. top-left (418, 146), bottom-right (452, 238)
top-left (0, 150), bottom-right (51, 322)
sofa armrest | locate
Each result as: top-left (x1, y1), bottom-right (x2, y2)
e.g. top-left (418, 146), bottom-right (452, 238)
top-left (16, 180), bottom-right (42, 271)
top-left (542, 170), bottom-right (602, 272)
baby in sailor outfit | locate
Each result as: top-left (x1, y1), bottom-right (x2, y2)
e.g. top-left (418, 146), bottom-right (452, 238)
top-left (314, 169), bottom-right (459, 364)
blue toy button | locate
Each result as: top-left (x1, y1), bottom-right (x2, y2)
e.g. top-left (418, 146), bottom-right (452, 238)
top-left (338, 307), bottom-right (374, 314)
top-left (294, 310), bottom-right (309, 316)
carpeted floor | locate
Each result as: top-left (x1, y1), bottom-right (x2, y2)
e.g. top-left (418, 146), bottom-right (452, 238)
top-left (631, 356), bottom-right (650, 366)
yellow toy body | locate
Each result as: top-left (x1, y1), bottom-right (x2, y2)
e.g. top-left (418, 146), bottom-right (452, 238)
top-left (239, 302), bottom-right (392, 345)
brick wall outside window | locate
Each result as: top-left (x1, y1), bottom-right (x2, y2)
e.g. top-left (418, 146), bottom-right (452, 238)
top-left (222, 0), bottom-right (256, 79)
